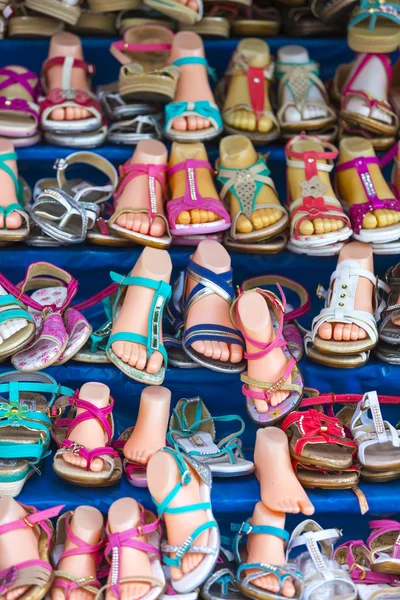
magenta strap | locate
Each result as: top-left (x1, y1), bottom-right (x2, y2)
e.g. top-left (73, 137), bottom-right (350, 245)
top-left (335, 540), bottom-right (399, 585)
top-left (73, 283), bottom-right (118, 312)
top-left (0, 504), bottom-right (64, 536)
top-left (0, 67), bottom-right (39, 99)
top-left (115, 162), bottom-right (168, 222)
top-left (368, 520), bottom-right (400, 560)
top-left (111, 41), bottom-right (171, 53)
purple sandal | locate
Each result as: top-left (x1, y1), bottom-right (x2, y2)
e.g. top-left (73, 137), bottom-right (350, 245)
top-left (0, 503), bottom-right (64, 599)
top-left (0, 66), bottom-right (41, 146)
top-left (167, 151), bottom-right (231, 237)
top-left (52, 389), bottom-right (122, 487)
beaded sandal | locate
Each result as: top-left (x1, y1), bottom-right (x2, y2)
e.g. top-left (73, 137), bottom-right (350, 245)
top-left (200, 547), bottom-right (245, 600)
top-left (0, 503), bottom-right (64, 600)
top-left (98, 504), bottom-right (166, 600)
top-left (0, 66), bottom-right (41, 146)
top-left (108, 160), bottom-right (172, 249)
top-left (233, 519), bottom-right (303, 600)
top-left (150, 447), bottom-right (220, 593)
top-left (106, 270), bottom-right (172, 384)
top-left (52, 389), bottom-right (122, 487)
top-left (347, 0), bottom-right (400, 53)
top-left (230, 286), bottom-right (303, 426)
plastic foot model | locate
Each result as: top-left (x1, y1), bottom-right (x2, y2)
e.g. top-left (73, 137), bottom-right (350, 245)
top-left (164, 32), bottom-right (222, 142)
top-left (122, 385), bottom-right (171, 487)
top-left (254, 427), bottom-right (314, 515)
top-left (107, 246), bottom-right (172, 384)
top-left (109, 140), bottom-right (171, 248)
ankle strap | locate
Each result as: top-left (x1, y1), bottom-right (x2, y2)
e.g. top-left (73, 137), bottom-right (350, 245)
top-left (53, 153), bottom-right (118, 204)
top-left (0, 370), bottom-right (73, 405)
top-left (56, 390), bottom-right (114, 444)
top-left (335, 156), bottom-right (380, 173)
top-left (0, 505), bottom-right (64, 536)
top-left (168, 159), bottom-right (213, 178)
top-left (61, 512), bottom-right (106, 566)
top-left (110, 40), bottom-right (171, 65)
top-left (285, 135), bottom-right (338, 171)
top-left (172, 57), bottom-right (217, 82)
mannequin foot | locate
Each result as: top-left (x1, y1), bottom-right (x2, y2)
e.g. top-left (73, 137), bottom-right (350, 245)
top-left (255, 428), bottom-right (314, 515)
top-left (170, 32), bottom-right (214, 132)
top-left (115, 140), bottom-right (168, 238)
top-left (238, 291), bottom-right (290, 413)
top-left (287, 138), bottom-right (344, 236)
top-left (147, 450), bottom-right (209, 582)
top-left (111, 247), bottom-right (172, 374)
top-left (224, 39), bottom-right (274, 134)
top-left (0, 498), bottom-right (41, 600)
top-left (62, 382), bottom-right (110, 472)
top-left (169, 142), bottom-right (220, 226)
top-left (105, 498), bottom-right (152, 600)
top-left (184, 240), bottom-right (243, 364)
top-left (176, 0), bottom-right (198, 12)
top-left (45, 32), bottom-right (91, 121)
top-left (245, 503), bottom-right (295, 598)
top-left (337, 137), bottom-right (399, 231)
top-left (123, 386), bottom-right (171, 464)
top-left (219, 135), bottom-right (283, 234)
top-left (52, 506), bottom-right (104, 600)
top-left (0, 139), bottom-right (22, 230)
top-left (344, 54), bottom-right (393, 125)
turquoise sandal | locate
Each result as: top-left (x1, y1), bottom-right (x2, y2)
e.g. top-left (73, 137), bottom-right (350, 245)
top-left (348, 0), bottom-right (400, 53)
top-left (0, 151), bottom-right (30, 245)
top-left (168, 396), bottom-right (254, 478)
top-left (0, 370), bottom-right (73, 497)
top-left (233, 519), bottom-right (303, 600)
top-left (106, 271), bottom-right (172, 384)
top-left (151, 447), bottom-right (220, 593)
top-left (164, 57), bottom-right (223, 143)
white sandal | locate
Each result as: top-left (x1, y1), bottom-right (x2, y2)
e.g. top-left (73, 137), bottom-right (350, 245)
top-left (351, 391), bottom-right (400, 472)
top-left (287, 520), bottom-right (357, 600)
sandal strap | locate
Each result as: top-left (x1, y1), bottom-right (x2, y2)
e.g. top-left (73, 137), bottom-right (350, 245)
top-left (226, 52), bottom-right (274, 118)
top-left (368, 520), bottom-right (400, 561)
top-left (0, 67), bottom-right (39, 100)
top-left (58, 390), bottom-right (114, 443)
top-left (334, 540), bottom-right (397, 585)
top-left (115, 162), bottom-right (167, 223)
top-left (53, 572), bottom-right (101, 597)
top-left (16, 261), bottom-right (78, 312)
top-left (0, 504), bottom-right (63, 536)
top-left (0, 152), bottom-right (24, 205)
top-left (41, 56), bottom-right (95, 85)
top-left (110, 40), bottom-right (172, 65)
top-left (171, 56), bottom-right (216, 82)
top-left (349, 0), bottom-right (400, 30)
top-left (276, 60), bottom-right (328, 110)
top-left (59, 512), bottom-right (106, 565)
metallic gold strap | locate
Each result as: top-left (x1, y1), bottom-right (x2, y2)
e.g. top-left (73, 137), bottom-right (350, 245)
top-left (241, 372), bottom-right (302, 394)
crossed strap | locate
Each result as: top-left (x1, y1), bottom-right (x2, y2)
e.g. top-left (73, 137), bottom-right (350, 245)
top-left (334, 539), bottom-right (399, 585)
top-left (336, 153), bottom-right (400, 234)
top-left (54, 390), bottom-right (118, 471)
top-left (107, 271), bottom-right (171, 367)
top-left (0, 67), bottom-right (40, 129)
top-left (282, 409), bottom-right (357, 456)
top-left (0, 504), bottom-right (64, 597)
top-left (233, 519), bottom-right (303, 593)
top-left (183, 259), bottom-right (244, 352)
top-left (285, 135), bottom-right (350, 239)
top-left (349, 0), bottom-right (400, 30)
top-left (114, 162), bottom-right (167, 223)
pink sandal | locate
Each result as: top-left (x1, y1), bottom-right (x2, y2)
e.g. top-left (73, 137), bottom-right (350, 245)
top-left (367, 520), bottom-right (400, 574)
top-left (0, 66), bottom-right (41, 146)
top-left (334, 539), bottom-right (399, 586)
top-left (52, 389), bottom-right (122, 487)
top-left (98, 505), bottom-right (166, 600)
top-left (167, 153), bottom-right (231, 237)
top-left (0, 503), bottom-right (64, 600)
top-left (108, 160), bottom-right (172, 248)
top-left (53, 510), bottom-right (108, 598)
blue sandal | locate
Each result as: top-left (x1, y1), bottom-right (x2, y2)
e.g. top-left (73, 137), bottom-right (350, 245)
top-left (182, 258), bottom-right (245, 373)
top-left (151, 447), bottom-right (220, 593)
top-left (233, 520), bottom-right (303, 600)
top-left (0, 370), bottom-right (73, 496)
top-left (0, 151), bottom-right (30, 244)
top-left (164, 57), bottom-right (223, 142)
top-left (106, 270), bottom-right (172, 384)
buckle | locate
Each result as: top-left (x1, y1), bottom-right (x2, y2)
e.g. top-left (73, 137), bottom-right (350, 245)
top-left (316, 284), bottom-right (325, 300)
top-left (23, 516), bottom-right (34, 528)
top-left (47, 405), bottom-right (62, 418)
top-left (238, 522), bottom-right (251, 536)
top-left (53, 157), bottom-right (68, 171)
top-left (349, 563), bottom-right (366, 580)
top-left (41, 306), bottom-right (53, 322)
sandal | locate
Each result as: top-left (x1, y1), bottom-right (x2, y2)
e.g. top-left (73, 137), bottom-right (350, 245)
top-left (98, 82), bottom-right (162, 121)
top-left (231, 4), bottom-right (281, 37)
top-left (335, 55), bottom-right (398, 143)
top-left (0, 503), bottom-right (64, 600)
top-left (108, 157), bottom-right (172, 249)
top-left (164, 59), bottom-right (222, 142)
top-left (116, 7), bottom-right (175, 33)
top-left (292, 461), bottom-right (361, 490)
top-left (167, 143), bottom-right (231, 237)
top-left (168, 396), bottom-right (254, 477)
top-left (200, 547), bottom-right (244, 600)
top-left (282, 407), bottom-right (357, 470)
top-left (230, 286), bottom-right (303, 426)
top-left (52, 388), bottom-right (122, 487)
top-left (351, 391), bottom-right (400, 472)
top-left (348, 0), bottom-right (400, 53)
top-left (276, 58), bottom-right (337, 140)
top-left (52, 510), bottom-right (107, 599)
top-left (219, 40), bottom-right (279, 143)
top-left (0, 370), bottom-right (73, 497)
top-left (108, 114), bottom-right (163, 145)
top-left (378, 287), bottom-right (400, 344)
top-left (87, 216), bottom-right (132, 248)
top-left (0, 66), bottom-right (41, 146)
top-left (283, 5), bottom-right (342, 35)
top-left (179, 7), bottom-right (233, 38)
top-left (0, 285), bottom-right (35, 359)
top-left (69, 9), bottom-right (116, 35)
top-left (98, 504), bottom-right (166, 600)
top-left (233, 519), bottom-right (303, 600)
top-left (150, 447), bottom-right (220, 593)
top-left (0, 0), bottom-right (12, 38)
top-left (335, 539), bottom-right (399, 588)
top-left (0, 149), bottom-right (30, 244)
top-left (110, 25), bottom-right (179, 104)
top-left (336, 140), bottom-right (400, 244)
top-left (25, 0), bottom-right (81, 25)
top-left (143, 0), bottom-right (203, 25)
top-left (113, 426), bottom-right (149, 487)
top-left (8, 14), bottom-right (64, 38)
top-left (285, 134), bottom-right (352, 254)
top-left (367, 520), bottom-right (400, 574)
top-left (106, 270), bottom-right (172, 384)
top-left (217, 136), bottom-right (288, 248)
top-left (311, 0), bottom-right (358, 24)
top-left (182, 258), bottom-right (245, 373)
top-left (287, 520), bottom-right (357, 599)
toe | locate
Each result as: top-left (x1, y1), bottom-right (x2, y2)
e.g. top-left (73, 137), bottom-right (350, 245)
top-left (247, 112), bottom-right (256, 131)
top-left (313, 218), bottom-right (324, 234)
top-left (357, 326), bottom-right (367, 340)
top-left (219, 342), bottom-right (230, 362)
top-left (229, 343), bottom-right (243, 363)
top-left (149, 216), bottom-right (166, 238)
top-left (170, 567), bottom-right (183, 582)
top-left (187, 116), bottom-right (197, 131)
top-left (323, 218), bottom-right (332, 233)
top-left (192, 341), bottom-right (205, 356)
top-left (139, 214), bottom-right (150, 235)
top-left (112, 341), bottom-right (124, 358)
top-left (51, 587), bottom-right (66, 600)
top-left (90, 457), bottom-right (104, 472)
top-left (5, 211), bottom-right (23, 230)
top-left (121, 342), bottom-right (132, 364)
top-left (298, 497), bottom-right (315, 515)
top-left (127, 343), bottom-right (138, 367)
top-left (211, 341), bottom-right (222, 361)
top-left (51, 108), bottom-right (65, 120)
top-left (66, 107), bottom-right (75, 120)
top-left (350, 324), bottom-right (359, 341)
top-left (199, 209), bottom-right (208, 223)
top-left (342, 324), bottom-right (352, 341)
top-left (136, 346), bottom-right (147, 371)
top-left (318, 323), bottom-right (332, 340)
top-left (146, 350), bottom-right (163, 374)
top-left (333, 323), bottom-right (344, 341)
top-left (254, 398), bottom-right (269, 414)
top-left (190, 209), bottom-right (200, 224)
top-left (203, 341), bottom-right (214, 358)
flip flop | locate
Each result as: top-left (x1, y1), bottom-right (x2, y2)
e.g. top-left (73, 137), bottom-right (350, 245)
top-left (348, 0), bottom-right (400, 53)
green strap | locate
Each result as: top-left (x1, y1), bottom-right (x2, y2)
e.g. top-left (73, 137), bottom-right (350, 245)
top-left (0, 440), bottom-right (46, 461)
top-left (172, 57), bottom-right (217, 83)
top-left (0, 295), bottom-right (24, 307)
top-left (0, 152), bottom-right (24, 229)
top-left (217, 157), bottom-right (272, 215)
